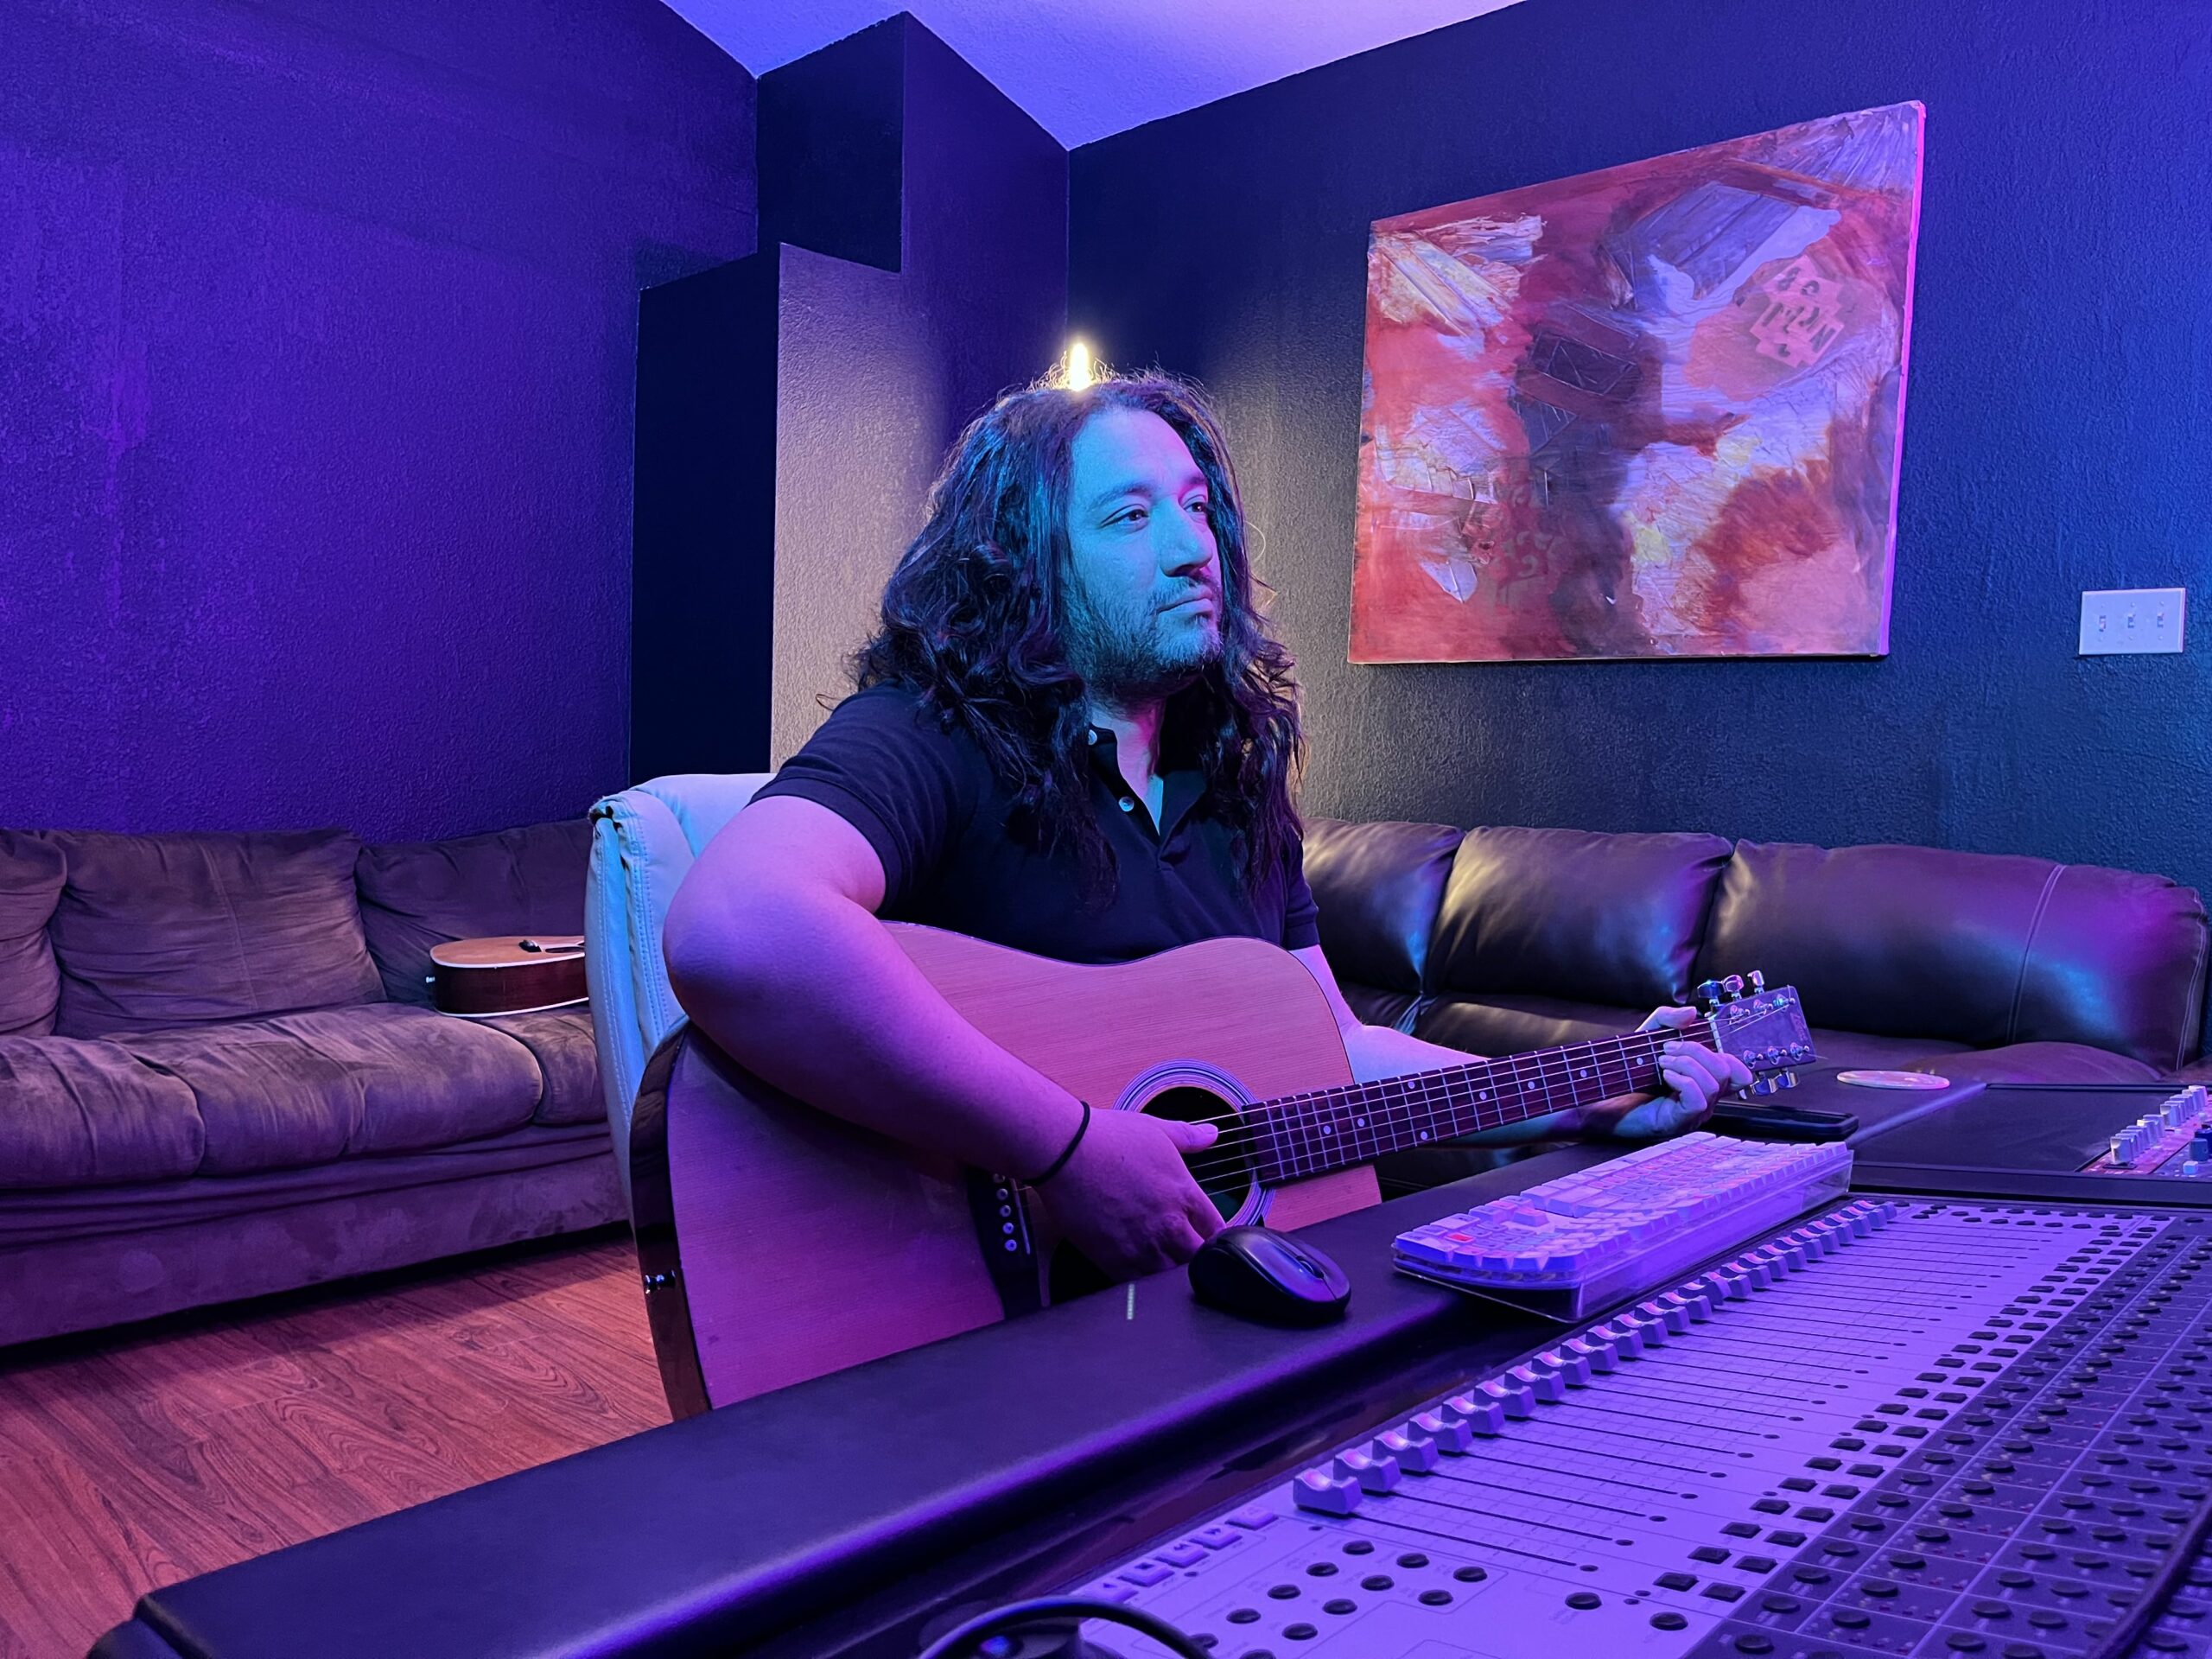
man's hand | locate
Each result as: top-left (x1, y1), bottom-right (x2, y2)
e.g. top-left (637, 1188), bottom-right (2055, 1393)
top-left (1044, 1109), bottom-right (1224, 1279)
top-left (1604, 1005), bottom-right (1754, 1138)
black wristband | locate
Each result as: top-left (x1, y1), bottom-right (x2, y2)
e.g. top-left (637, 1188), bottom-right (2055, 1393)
top-left (1027, 1101), bottom-right (1091, 1186)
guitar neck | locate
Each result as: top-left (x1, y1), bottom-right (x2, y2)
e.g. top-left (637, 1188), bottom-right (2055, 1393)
top-left (1246, 1026), bottom-right (1702, 1185)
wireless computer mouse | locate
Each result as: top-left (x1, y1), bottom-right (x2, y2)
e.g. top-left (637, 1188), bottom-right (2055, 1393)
top-left (1188, 1224), bottom-right (1351, 1325)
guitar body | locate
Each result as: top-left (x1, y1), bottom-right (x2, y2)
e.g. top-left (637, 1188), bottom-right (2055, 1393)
top-left (428, 937), bottom-right (588, 1016)
top-left (632, 926), bottom-right (1376, 1414)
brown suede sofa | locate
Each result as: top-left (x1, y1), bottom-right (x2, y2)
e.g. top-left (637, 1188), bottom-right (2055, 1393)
top-left (0, 821), bottom-right (620, 1347)
top-left (1304, 820), bottom-right (2211, 1189)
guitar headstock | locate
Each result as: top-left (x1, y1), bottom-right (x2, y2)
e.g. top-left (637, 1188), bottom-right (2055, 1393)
top-left (1698, 972), bottom-right (1818, 1097)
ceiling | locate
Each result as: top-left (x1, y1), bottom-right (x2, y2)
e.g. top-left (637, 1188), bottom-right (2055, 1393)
top-left (663, 0), bottom-right (1526, 148)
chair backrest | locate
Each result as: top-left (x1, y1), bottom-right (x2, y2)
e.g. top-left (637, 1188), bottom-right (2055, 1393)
top-left (586, 772), bottom-right (772, 1207)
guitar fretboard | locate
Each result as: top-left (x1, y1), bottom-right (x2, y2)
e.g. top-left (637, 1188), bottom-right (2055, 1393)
top-left (1244, 1027), bottom-right (1700, 1185)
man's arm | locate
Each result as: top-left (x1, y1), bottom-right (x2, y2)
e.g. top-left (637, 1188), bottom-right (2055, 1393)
top-left (1289, 944), bottom-right (1745, 1141)
top-left (662, 796), bottom-right (1224, 1274)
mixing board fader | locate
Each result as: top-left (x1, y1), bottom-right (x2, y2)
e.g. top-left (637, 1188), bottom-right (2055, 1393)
top-left (1074, 1199), bottom-right (2212, 1659)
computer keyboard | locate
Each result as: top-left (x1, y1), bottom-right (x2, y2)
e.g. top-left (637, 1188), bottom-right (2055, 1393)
top-left (1394, 1131), bottom-right (1854, 1319)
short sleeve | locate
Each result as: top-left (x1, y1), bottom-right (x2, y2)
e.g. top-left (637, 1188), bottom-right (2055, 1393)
top-left (750, 685), bottom-right (978, 911)
top-left (1280, 831), bottom-right (1321, 952)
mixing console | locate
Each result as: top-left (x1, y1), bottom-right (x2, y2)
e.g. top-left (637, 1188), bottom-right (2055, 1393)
top-left (1075, 1196), bottom-right (2212, 1659)
top-left (2086, 1088), bottom-right (2212, 1179)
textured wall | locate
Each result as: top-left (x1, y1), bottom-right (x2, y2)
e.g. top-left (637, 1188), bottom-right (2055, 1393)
top-left (0, 0), bottom-right (755, 839)
top-left (1071, 0), bottom-right (2212, 899)
top-left (766, 17), bottom-right (1068, 765)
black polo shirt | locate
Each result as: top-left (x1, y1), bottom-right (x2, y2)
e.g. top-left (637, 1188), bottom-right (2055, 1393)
top-left (753, 683), bottom-right (1319, 963)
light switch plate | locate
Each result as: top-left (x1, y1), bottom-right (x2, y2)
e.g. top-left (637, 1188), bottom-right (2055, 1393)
top-left (2080, 588), bottom-right (2186, 655)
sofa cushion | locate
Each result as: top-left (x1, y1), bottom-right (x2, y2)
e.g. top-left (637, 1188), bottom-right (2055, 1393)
top-left (357, 821), bottom-right (591, 1007)
top-left (1802, 1027), bottom-right (1972, 1071)
top-left (1414, 996), bottom-right (1975, 1078)
top-left (1414, 993), bottom-right (1635, 1059)
top-left (1917, 1042), bottom-right (2160, 1086)
top-left (1430, 827), bottom-right (1734, 1009)
top-left (480, 1007), bottom-right (603, 1126)
top-left (1695, 842), bottom-right (2209, 1069)
top-left (117, 1004), bottom-right (543, 1174)
top-left (0, 831), bottom-right (67, 1037)
top-left (1303, 819), bottom-right (1463, 996)
top-left (0, 1034), bottom-right (205, 1188)
top-left (42, 829), bottom-right (383, 1038)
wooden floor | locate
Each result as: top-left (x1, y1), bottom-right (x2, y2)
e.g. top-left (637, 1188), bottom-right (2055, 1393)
top-left (0, 1231), bottom-right (667, 1659)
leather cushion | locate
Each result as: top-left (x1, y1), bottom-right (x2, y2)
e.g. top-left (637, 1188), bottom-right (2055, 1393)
top-left (1430, 826), bottom-right (1733, 1008)
top-left (1694, 842), bottom-right (2209, 1067)
top-left (1413, 995), bottom-right (1974, 1076)
top-left (0, 1034), bottom-right (205, 1188)
top-left (480, 1007), bottom-right (604, 1126)
top-left (43, 829), bottom-right (382, 1038)
top-left (1918, 1042), bottom-right (2160, 1086)
top-left (1302, 818), bottom-right (1463, 995)
top-left (118, 1004), bottom-right (542, 1174)
top-left (356, 820), bottom-right (591, 1007)
top-left (0, 831), bottom-right (66, 1037)
top-left (1413, 993), bottom-right (1637, 1059)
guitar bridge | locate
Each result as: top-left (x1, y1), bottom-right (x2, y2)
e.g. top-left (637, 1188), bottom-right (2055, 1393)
top-left (964, 1168), bottom-right (1043, 1319)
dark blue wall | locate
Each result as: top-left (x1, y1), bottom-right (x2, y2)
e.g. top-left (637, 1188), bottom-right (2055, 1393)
top-left (1, 0), bottom-right (754, 839)
top-left (631, 16), bottom-right (1065, 774)
top-left (1071, 0), bottom-right (2212, 899)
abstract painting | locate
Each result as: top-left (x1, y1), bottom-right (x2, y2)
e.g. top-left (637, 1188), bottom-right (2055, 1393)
top-left (1350, 103), bottom-right (1924, 663)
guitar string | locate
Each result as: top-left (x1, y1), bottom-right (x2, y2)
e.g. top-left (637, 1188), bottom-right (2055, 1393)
top-left (1165, 1032), bottom-right (1678, 1185)
top-left (1105, 1006), bottom-right (1801, 1188)
top-left (1142, 1024), bottom-right (1727, 1186)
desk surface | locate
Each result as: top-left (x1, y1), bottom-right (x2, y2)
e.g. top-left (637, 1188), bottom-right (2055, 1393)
top-left (95, 1148), bottom-right (1618, 1659)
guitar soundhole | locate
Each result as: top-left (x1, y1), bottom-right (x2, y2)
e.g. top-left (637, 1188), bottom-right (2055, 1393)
top-left (1141, 1086), bottom-right (1253, 1221)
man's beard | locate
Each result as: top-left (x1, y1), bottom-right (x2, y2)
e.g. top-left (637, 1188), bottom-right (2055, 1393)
top-left (1064, 582), bottom-right (1224, 704)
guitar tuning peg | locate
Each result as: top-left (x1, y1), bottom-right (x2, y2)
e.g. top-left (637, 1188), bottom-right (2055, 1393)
top-left (1746, 970), bottom-right (1765, 993)
top-left (1719, 975), bottom-right (1745, 1001)
top-left (1779, 1071), bottom-right (1798, 1090)
top-left (1694, 979), bottom-right (1721, 1014)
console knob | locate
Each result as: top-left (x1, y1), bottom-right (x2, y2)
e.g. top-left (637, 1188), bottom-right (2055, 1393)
top-left (1539, 1347), bottom-right (1595, 1384)
top-left (1640, 1299), bottom-right (1692, 1334)
top-left (1596, 1320), bottom-right (1648, 1357)
top-left (1376, 1427), bottom-right (1438, 1473)
top-left (1509, 1363), bottom-right (1567, 1403)
top-left (1412, 1408), bottom-right (1473, 1453)
top-left (1669, 1284), bottom-right (1721, 1318)
top-left (1566, 1335), bottom-right (1619, 1371)
top-left (1336, 1446), bottom-right (1401, 1493)
top-left (1629, 1312), bottom-right (1673, 1346)
top-left (1291, 1466), bottom-right (1363, 1515)
top-left (1442, 1394), bottom-right (1508, 1434)
top-left (1478, 1378), bottom-right (1535, 1418)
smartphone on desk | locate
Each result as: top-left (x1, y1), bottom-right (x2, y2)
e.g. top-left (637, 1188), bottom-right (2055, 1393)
top-left (1708, 1100), bottom-right (1859, 1142)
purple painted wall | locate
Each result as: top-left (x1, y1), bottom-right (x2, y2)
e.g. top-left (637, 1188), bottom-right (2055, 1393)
top-left (767, 18), bottom-right (1070, 763)
top-left (0, 0), bottom-right (756, 840)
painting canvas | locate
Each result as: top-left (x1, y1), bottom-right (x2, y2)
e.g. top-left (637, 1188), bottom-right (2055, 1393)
top-left (1350, 103), bottom-right (1924, 663)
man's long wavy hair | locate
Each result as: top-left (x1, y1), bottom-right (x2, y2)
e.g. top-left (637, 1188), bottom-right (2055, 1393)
top-left (852, 372), bottom-right (1303, 900)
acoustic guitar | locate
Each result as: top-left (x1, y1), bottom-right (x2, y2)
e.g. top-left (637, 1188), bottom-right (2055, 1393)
top-left (630, 925), bottom-right (1815, 1416)
top-left (428, 936), bottom-right (588, 1017)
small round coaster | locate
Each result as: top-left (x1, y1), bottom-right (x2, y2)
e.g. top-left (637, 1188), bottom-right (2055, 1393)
top-left (1835, 1069), bottom-right (1951, 1090)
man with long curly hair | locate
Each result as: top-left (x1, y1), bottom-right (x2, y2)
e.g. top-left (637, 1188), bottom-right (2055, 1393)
top-left (664, 373), bottom-right (1747, 1281)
